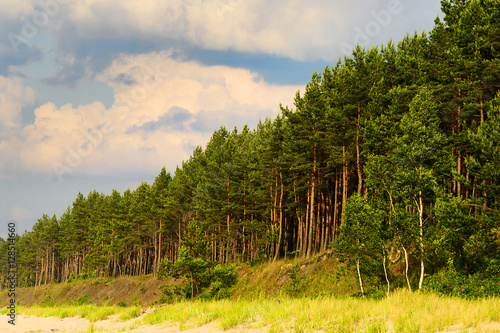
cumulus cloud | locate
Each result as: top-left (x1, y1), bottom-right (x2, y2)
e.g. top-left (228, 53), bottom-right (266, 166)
top-left (0, 52), bottom-right (301, 180)
top-left (60, 0), bottom-right (348, 61)
top-left (1, 0), bottom-right (441, 88)
top-left (0, 76), bottom-right (36, 131)
top-left (46, 0), bottom-right (439, 62)
top-left (0, 0), bottom-right (34, 19)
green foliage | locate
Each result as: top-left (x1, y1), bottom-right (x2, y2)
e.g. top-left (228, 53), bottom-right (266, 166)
top-left (40, 290), bottom-right (53, 307)
top-left (89, 278), bottom-right (105, 286)
top-left (334, 195), bottom-right (385, 276)
top-left (425, 270), bottom-right (500, 299)
top-left (159, 245), bottom-right (238, 300)
top-left (200, 264), bottom-right (238, 300)
top-left (75, 295), bottom-right (91, 306)
top-left (283, 262), bottom-right (307, 296)
top-left (158, 284), bottom-right (183, 304)
top-left (4, 0), bottom-right (500, 299)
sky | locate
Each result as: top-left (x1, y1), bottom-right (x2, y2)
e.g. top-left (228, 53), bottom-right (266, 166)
top-left (0, 0), bottom-right (443, 237)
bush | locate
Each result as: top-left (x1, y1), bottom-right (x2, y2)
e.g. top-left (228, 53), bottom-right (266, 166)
top-left (40, 290), bottom-right (53, 306)
top-left (158, 246), bottom-right (238, 301)
top-left (75, 295), bottom-right (91, 305)
top-left (424, 270), bottom-right (500, 299)
top-left (158, 284), bottom-right (183, 304)
top-left (89, 278), bottom-right (105, 286)
top-left (284, 262), bottom-right (307, 296)
top-left (66, 272), bottom-right (76, 283)
top-left (200, 264), bottom-right (238, 300)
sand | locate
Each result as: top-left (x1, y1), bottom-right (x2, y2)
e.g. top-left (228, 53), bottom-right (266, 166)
top-left (0, 314), bottom-right (266, 333)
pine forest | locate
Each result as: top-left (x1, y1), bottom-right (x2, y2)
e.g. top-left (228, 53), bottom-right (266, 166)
top-left (2, 0), bottom-right (499, 296)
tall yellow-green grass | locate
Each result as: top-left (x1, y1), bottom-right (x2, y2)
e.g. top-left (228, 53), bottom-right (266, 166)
top-left (3, 291), bottom-right (500, 332)
top-left (140, 291), bottom-right (500, 332)
top-left (0, 304), bottom-right (142, 323)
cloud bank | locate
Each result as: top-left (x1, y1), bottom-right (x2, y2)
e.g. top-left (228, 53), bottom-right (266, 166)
top-left (0, 52), bottom-right (301, 181)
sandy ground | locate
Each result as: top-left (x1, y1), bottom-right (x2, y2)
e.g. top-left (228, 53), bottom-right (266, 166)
top-left (0, 314), bottom-right (267, 333)
top-left (2, 314), bottom-right (499, 333)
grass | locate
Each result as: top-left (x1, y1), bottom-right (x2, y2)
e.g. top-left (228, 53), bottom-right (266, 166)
top-left (139, 290), bottom-right (500, 332)
top-left (0, 304), bottom-right (141, 323)
top-left (2, 290), bottom-right (499, 332)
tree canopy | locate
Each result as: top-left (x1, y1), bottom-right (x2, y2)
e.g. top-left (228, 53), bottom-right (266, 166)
top-left (1, 0), bottom-right (499, 296)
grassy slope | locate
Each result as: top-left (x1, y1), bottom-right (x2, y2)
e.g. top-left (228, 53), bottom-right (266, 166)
top-left (0, 274), bottom-right (170, 307)
top-left (2, 252), bottom-right (500, 332)
top-left (233, 250), bottom-right (359, 299)
top-left (1, 249), bottom-right (356, 307)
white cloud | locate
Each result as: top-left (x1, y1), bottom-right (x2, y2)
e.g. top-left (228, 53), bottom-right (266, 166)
top-left (0, 0), bottom-right (34, 19)
top-left (0, 76), bottom-right (36, 131)
top-left (54, 0), bottom-right (437, 61)
top-left (9, 206), bottom-right (35, 221)
top-left (0, 52), bottom-right (301, 180)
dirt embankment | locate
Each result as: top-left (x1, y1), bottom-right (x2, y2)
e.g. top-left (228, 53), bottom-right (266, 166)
top-left (1, 250), bottom-right (351, 307)
top-left (0, 275), bottom-right (175, 307)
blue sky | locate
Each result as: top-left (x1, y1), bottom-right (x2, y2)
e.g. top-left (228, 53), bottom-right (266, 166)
top-left (0, 0), bottom-right (443, 236)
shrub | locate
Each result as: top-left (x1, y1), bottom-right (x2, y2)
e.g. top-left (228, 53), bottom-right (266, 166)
top-left (89, 278), bottom-right (105, 286)
top-left (158, 284), bottom-right (183, 304)
top-left (75, 295), bottom-right (91, 305)
top-left (159, 246), bottom-right (238, 301)
top-left (284, 262), bottom-right (307, 296)
top-left (424, 270), bottom-right (500, 299)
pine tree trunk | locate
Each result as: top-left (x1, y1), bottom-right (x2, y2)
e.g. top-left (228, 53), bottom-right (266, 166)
top-left (293, 185), bottom-right (301, 258)
top-left (333, 173), bottom-right (339, 239)
top-left (342, 143), bottom-right (348, 225)
top-left (356, 103), bottom-right (363, 194)
top-left (51, 250), bottom-right (55, 282)
top-left (456, 99), bottom-right (462, 196)
top-left (305, 189), bottom-right (311, 258)
top-left (307, 150), bottom-right (316, 258)
top-left (158, 219), bottom-right (162, 273)
top-left (457, 151), bottom-right (462, 197)
top-left (45, 246), bottom-right (49, 284)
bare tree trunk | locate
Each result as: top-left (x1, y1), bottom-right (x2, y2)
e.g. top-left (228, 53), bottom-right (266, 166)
top-left (158, 219), bottom-right (162, 273)
top-left (304, 190), bottom-right (310, 258)
top-left (356, 259), bottom-right (364, 297)
top-left (341, 143), bottom-right (348, 225)
top-left (274, 172), bottom-right (284, 261)
top-left (333, 173), bottom-right (339, 239)
top-left (457, 151), bottom-right (462, 197)
top-left (307, 157), bottom-right (316, 259)
top-left (457, 99), bottom-right (462, 196)
top-left (356, 103), bottom-right (363, 194)
top-left (402, 245), bottom-right (412, 292)
top-left (51, 250), bottom-right (55, 282)
top-left (417, 192), bottom-right (425, 290)
top-left (383, 250), bottom-right (390, 297)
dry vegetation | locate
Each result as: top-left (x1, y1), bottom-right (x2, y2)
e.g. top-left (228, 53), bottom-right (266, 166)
top-left (3, 291), bottom-right (500, 332)
top-left (2, 255), bottom-right (500, 332)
